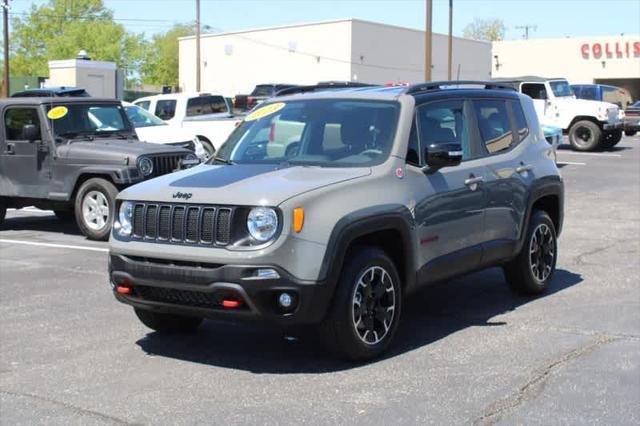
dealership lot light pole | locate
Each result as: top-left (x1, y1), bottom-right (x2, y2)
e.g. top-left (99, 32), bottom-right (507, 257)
top-left (3, 0), bottom-right (9, 97)
top-left (196, 0), bottom-right (201, 92)
top-left (424, 0), bottom-right (432, 81)
top-left (448, 0), bottom-right (453, 80)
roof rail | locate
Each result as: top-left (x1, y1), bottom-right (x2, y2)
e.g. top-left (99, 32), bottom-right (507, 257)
top-left (404, 80), bottom-right (516, 95)
top-left (275, 81), bottom-right (378, 97)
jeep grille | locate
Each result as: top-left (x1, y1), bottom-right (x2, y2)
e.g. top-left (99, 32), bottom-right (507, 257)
top-left (131, 203), bottom-right (233, 246)
top-left (151, 155), bottom-right (184, 177)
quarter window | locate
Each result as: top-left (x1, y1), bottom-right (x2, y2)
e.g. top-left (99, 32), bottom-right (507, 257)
top-left (473, 99), bottom-right (514, 154)
top-left (4, 108), bottom-right (41, 141)
top-left (509, 100), bottom-right (529, 143)
top-left (155, 100), bottom-right (177, 120)
top-left (416, 100), bottom-right (472, 161)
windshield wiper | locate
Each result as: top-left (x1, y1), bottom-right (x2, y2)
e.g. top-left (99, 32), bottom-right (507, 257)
top-left (57, 132), bottom-right (94, 141)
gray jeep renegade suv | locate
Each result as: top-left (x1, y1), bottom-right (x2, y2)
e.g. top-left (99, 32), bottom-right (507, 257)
top-left (109, 81), bottom-right (564, 361)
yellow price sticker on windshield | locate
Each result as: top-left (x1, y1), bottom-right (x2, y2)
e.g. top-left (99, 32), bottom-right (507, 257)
top-left (245, 102), bottom-right (286, 122)
top-left (47, 106), bottom-right (68, 120)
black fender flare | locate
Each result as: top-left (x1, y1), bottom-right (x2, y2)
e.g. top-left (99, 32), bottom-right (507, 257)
top-left (516, 175), bottom-right (564, 254)
top-left (318, 204), bottom-right (417, 297)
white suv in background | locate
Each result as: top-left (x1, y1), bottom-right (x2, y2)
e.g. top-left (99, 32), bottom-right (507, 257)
top-left (133, 93), bottom-right (242, 157)
top-left (122, 102), bottom-right (208, 160)
top-left (496, 77), bottom-right (624, 151)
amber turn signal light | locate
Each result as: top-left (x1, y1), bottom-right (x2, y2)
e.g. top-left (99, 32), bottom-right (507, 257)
top-left (293, 208), bottom-right (304, 233)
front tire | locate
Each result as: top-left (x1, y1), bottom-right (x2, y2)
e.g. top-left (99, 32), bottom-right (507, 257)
top-left (568, 120), bottom-right (602, 151)
top-left (134, 308), bottom-right (203, 334)
top-left (503, 210), bottom-right (557, 295)
top-left (319, 247), bottom-right (402, 361)
top-left (74, 178), bottom-right (118, 241)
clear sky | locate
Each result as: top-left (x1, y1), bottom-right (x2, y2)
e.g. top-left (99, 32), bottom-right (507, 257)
top-left (7, 0), bottom-right (640, 39)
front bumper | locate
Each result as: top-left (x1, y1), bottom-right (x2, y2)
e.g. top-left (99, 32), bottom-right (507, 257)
top-left (603, 121), bottom-right (624, 130)
top-left (109, 254), bottom-right (333, 325)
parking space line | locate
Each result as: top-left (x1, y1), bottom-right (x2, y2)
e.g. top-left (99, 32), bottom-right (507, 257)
top-left (0, 239), bottom-right (108, 253)
top-left (557, 161), bottom-right (586, 166)
top-left (557, 151), bottom-right (621, 158)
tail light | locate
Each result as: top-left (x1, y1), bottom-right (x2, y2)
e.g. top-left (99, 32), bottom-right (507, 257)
top-left (247, 96), bottom-right (254, 105)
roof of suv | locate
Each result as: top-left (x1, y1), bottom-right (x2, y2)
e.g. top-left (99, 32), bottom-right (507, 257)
top-left (0, 97), bottom-right (121, 107)
top-left (493, 76), bottom-right (566, 83)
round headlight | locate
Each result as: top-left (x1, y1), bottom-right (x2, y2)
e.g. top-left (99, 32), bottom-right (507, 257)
top-left (247, 207), bottom-right (278, 242)
top-left (118, 201), bottom-right (133, 236)
top-left (185, 153), bottom-right (198, 162)
top-left (137, 156), bottom-right (153, 176)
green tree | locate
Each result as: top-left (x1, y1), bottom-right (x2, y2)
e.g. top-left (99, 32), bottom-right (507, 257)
top-left (10, 0), bottom-right (145, 84)
top-left (462, 18), bottom-right (506, 42)
top-left (140, 24), bottom-right (194, 88)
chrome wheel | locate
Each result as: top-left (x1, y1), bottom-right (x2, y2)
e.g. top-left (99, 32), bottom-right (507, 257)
top-left (351, 266), bottom-right (396, 345)
top-left (81, 190), bottom-right (110, 231)
top-left (529, 223), bottom-right (555, 282)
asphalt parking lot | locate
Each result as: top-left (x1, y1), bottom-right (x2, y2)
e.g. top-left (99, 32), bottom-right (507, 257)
top-left (1, 135), bottom-right (639, 425)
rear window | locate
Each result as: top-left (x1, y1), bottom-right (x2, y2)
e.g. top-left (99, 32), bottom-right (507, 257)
top-left (186, 96), bottom-right (227, 117)
top-left (473, 99), bottom-right (514, 154)
top-left (155, 100), bottom-right (177, 120)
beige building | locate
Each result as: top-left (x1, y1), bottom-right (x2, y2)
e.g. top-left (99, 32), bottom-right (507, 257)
top-left (47, 59), bottom-right (119, 97)
top-left (492, 35), bottom-right (640, 99)
top-left (178, 19), bottom-right (492, 96)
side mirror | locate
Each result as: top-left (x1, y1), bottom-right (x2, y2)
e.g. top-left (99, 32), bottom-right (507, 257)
top-left (423, 143), bottom-right (463, 173)
top-left (22, 124), bottom-right (41, 142)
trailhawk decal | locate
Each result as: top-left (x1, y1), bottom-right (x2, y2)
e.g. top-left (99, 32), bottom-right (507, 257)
top-left (244, 102), bottom-right (286, 122)
top-left (47, 106), bottom-right (68, 120)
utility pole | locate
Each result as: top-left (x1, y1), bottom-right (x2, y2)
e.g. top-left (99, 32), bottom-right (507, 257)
top-left (2, 0), bottom-right (9, 97)
top-left (447, 0), bottom-right (453, 80)
top-left (424, 0), bottom-right (432, 81)
top-left (195, 0), bottom-right (201, 92)
top-left (515, 24), bottom-right (537, 40)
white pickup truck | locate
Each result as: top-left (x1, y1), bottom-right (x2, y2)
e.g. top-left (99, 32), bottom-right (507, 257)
top-left (133, 93), bottom-right (242, 156)
top-left (495, 77), bottom-right (624, 151)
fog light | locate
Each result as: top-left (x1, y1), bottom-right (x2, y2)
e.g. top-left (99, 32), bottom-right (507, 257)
top-left (278, 292), bottom-right (293, 308)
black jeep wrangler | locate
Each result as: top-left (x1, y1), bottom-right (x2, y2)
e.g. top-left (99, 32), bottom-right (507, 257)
top-left (0, 97), bottom-right (197, 240)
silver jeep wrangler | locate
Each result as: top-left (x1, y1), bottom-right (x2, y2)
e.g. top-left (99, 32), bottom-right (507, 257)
top-left (109, 81), bottom-right (564, 361)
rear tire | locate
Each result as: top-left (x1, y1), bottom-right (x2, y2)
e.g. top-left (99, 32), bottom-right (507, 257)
top-left (568, 120), bottom-right (602, 151)
top-left (318, 247), bottom-right (402, 361)
top-left (0, 198), bottom-right (6, 227)
top-left (503, 210), bottom-right (557, 295)
top-left (624, 130), bottom-right (637, 137)
top-left (134, 308), bottom-right (203, 334)
top-left (602, 130), bottom-right (623, 149)
top-left (74, 178), bottom-right (118, 241)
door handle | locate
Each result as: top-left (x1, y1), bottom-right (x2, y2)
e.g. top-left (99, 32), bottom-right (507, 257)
top-left (516, 164), bottom-right (534, 174)
top-left (464, 176), bottom-right (484, 186)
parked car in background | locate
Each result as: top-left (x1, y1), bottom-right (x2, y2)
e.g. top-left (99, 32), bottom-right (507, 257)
top-left (133, 92), bottom-right (241, 157)
top-left (122, 102), bottom-right (208, 160)
top-left (571, 84), bottom-right (633, 109)
top-left (109, 81), bottom-right (563, 361)
top-left (542, 124), bottom-right (562, 162)
top-left (495, 77), bottom-right (623, 151)
top-left (0, 97), bottom-right (197, 240)
top-left (233, 84), bottom-right (300, 112)
top-left (11, 86), bottom-right (91, 98)
top-left (623, 100), bottom-right (640, 136)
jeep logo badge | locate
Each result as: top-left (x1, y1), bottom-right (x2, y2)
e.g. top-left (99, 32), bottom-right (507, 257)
top-left (172, 192), bottom-right (192, 200)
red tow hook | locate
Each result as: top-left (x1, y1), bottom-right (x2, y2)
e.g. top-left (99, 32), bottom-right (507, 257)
top-left (115, 281), bottom-right (133, 295)
top-left (222, 299), bottom-right (243, 308)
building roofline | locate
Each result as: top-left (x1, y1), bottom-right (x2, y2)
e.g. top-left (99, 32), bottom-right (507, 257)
top-left (178, 17), bottom-right (489, 45)
top-left (493, 34), bottom-right (640, 44)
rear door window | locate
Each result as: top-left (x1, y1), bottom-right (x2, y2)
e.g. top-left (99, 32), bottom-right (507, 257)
top-left (473, 99), bottom-right (514, 154)
top-left (186, 96), bottom-right (228, 117)
top-left (155, 100), bottom-right (177, 120)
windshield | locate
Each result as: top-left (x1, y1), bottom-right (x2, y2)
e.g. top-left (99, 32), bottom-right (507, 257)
top-left (212, 99), bottom-right (400, 168)
top-left (47, 103), bottom-right (133, 139)
top-left (124, 105), bottom-right (166, 128)
top-left (550, 80), bottom-right (574, 97)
